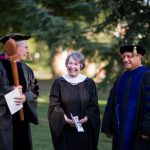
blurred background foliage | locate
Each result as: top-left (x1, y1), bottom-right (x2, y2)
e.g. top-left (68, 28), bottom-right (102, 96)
top-left (0, 1), bottom-right (149, 149)
top-left (0, 0), bottom-right (149, 88)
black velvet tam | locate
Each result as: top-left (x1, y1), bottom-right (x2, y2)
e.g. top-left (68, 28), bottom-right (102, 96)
top-left (0, 33), bottom-right (31, 44)
top-left (120, 44), bottom-right (145, 56)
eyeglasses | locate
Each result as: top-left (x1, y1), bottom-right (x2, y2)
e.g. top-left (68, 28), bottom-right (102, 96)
top-left (122, 55), bottom-right (133, 60)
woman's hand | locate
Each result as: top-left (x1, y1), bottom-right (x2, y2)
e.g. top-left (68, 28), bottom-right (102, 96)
top-left (78, 116), bottom-right (88, 124)
top-left (64, 114), bottom-right (75, 127)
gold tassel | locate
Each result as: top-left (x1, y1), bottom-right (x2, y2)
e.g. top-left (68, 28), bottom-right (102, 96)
top-left (133, 46), bottom-right (137, 56)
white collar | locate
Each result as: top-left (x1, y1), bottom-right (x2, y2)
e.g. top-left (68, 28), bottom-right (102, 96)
top-left (62, 74), bottom-right (86, 85)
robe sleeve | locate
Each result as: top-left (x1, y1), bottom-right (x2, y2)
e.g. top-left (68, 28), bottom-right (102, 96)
top-left (0, 71), bottom-right (14, 103)
top-left (48, 79), bottom-right (65, 148)
top-left (23, 68), bottom-right (39, 125)
top-left (0, 70), bottom-right (14, 117)
top-left (0, 60), bottom-right (14, 94)
top-left (101, 80), bottom-right (117, 135)
top-left (85, 79), bottom-right (100, 148)
top-left (140, 71), bottom-right (150, 136)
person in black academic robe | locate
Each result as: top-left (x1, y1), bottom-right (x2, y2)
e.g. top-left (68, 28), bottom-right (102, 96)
top-left (101, 45), bottom-right (150, 150)
top-left (0, 33), bottom-right (39, 150)
top-left (48, 51), bottom-right (100, 150)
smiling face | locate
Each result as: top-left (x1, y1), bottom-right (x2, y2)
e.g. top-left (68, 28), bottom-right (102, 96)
top-left (122, 52), bottom-right (142, 71)
top-left (66, 56), bottom-right (81, 77)
top-left (16, 40), bottom-right (29, 60)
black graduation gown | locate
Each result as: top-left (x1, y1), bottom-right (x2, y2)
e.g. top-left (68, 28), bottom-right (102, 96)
top-left (0, 56), bottom-right (39, 150)
top-left (48, 77), bottom-right (100, 150)
top-left (101, 66), bottom-right (150, 150)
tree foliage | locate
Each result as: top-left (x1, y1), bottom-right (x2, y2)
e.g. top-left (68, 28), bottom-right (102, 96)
top-left (0, 0), bottom-right (149, 85)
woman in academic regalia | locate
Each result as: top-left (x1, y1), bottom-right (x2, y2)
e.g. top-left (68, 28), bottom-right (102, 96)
top-left (48, 51), bottom-right (100, 150)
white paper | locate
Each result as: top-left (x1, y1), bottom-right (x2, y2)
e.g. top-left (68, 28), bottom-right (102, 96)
top-left (4, 89), bottom-right (23, 115)
top-left (70, 113), bottom-right (84, 132)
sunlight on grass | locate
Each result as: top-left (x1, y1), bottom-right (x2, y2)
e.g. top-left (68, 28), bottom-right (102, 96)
top-left (98, 100), bottom-right (107, 105)
top-left (38, 97), bottom-right (48, 103)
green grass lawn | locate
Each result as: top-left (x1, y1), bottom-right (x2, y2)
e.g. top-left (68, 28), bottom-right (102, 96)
top-left (31, 79), bottom-right (112, 150)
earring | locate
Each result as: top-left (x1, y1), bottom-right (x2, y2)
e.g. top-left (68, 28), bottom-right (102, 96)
top-left (27, 52), bottom-right (32, 60)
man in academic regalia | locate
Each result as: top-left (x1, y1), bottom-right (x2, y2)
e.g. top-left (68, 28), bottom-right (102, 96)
top-left (101, 44), bottom-right (150, 150)
top-left (0, 33), bottom-right (39, 150)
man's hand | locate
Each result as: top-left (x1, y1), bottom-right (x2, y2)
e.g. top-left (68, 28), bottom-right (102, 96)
top-left (13, 85), bottom-right (26, 105)
top-left (141, 135), bottom-right (150, 141)
top-left (14, 94), bottom-right (26, 105)
top-left (14, 85), bottom-right (22, 94)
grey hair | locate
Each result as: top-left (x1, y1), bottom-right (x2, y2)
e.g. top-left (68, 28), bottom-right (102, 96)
top-left (16, 40), bottom-right (27, 47)
top-left (65, 51), bottom-right (85, 70)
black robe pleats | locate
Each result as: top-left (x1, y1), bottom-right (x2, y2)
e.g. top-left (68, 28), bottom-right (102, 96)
top-left (48, 77), bottom-right (100, 150)
top-left (101, 66), bottom-right (150, 150)
top-left (0, 54), bottom-right (39, 150)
